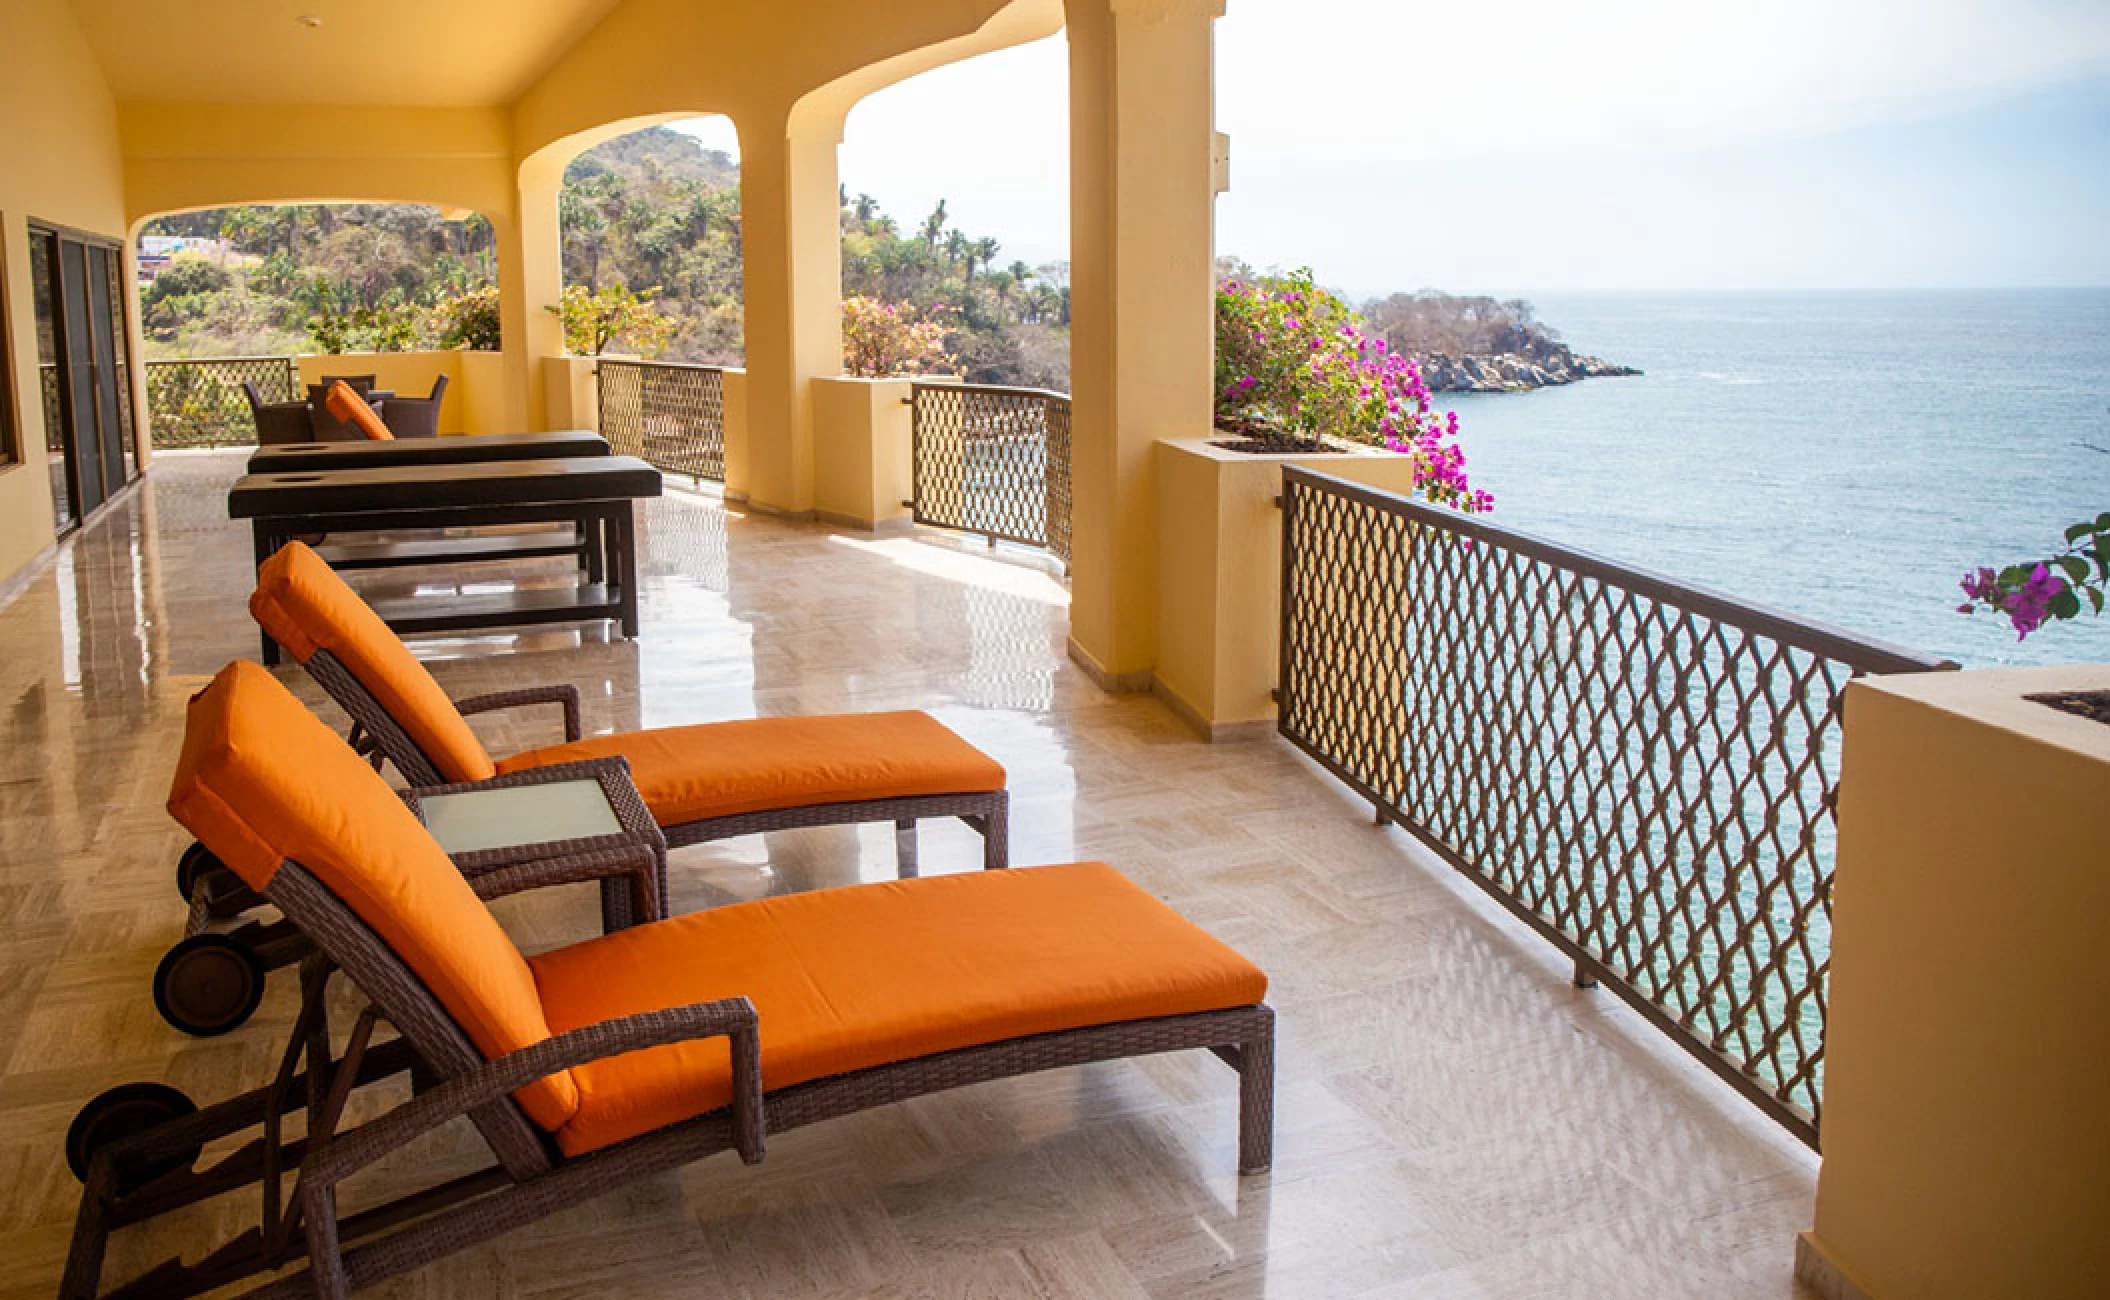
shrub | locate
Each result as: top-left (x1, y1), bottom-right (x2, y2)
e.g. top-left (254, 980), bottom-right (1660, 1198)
top-left (1215, 269), bottom-right (1489, 512)
top-left (431, 285), bottom-right (502, 350)
top-left (550, 283), bottom-right (676, 357)
top-left (842, 295), bottom-right (956, 378)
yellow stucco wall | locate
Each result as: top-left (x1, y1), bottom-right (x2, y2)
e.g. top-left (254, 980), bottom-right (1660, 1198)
top-left (119, 105), bottom-right (514, 229)
top-left (1065, 0), bottom-right (1224, 684)
top-left (0, 0), bottom-right (138, 587)
top-left (811, 376), bottom-right (919, 529)
top-left (1805, 664), bottom-right (2110, 1300)
top-left (1154, 440), bottom-right (1428, 734)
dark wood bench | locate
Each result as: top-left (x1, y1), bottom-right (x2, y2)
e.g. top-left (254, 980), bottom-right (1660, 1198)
top-left (229, 456), bottom-right (663, 661)
top-left (245, 429), bottom-right (608, 474)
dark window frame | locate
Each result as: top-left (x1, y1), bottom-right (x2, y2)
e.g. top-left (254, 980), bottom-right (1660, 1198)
top-left (0, 218), bottom-right (18, 472)
top-left (29, 219), bottom-right (140, 531)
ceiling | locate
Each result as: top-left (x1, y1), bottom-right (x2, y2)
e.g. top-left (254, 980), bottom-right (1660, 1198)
top-left (71, 0), bottom-right (626, 106)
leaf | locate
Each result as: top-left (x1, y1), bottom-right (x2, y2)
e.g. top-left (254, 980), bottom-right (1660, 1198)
top-left (2049, 588), bottom-right (2081, 620)
top-left (2090, 587), bottom-right (2106, 615)
top-left (2067, 521), bottom-right (2096, 544)
top-left (1998, 564), bottom-right (2033, 587)
top-left (2097, 511), bottom-right (2110, 532)
top-left (2058, 555), bottom-right (2091, 584)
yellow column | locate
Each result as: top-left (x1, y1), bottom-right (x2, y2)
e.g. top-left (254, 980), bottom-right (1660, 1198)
top-left (1064, 0), bottom-right (1223, 687)
top-left (735, 107), bottom-right (845, 514)
top-left (496, 155), bottom-right (567, 432)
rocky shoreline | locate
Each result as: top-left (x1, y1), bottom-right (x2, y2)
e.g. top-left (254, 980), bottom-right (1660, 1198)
top-left (1358, 289), bottom-right (1641, 393)
top-left (1410, 345), bottom-right (1640, 393)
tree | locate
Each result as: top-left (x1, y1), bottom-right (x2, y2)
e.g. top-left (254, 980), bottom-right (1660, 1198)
top-left (970, 237), bottom-right (1001, 285)
top-left (920, 200), bottom-right (949, 251)
top-left (550, 283), bottom-right (677, 357)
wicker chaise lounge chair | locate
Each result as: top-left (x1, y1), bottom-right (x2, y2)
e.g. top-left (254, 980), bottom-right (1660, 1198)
top-left (250, 539), bottom-right (1010, 875)
top-left (61, 662), bottom-right (1273, 1299)
top-left (154, 540), bottom-right (1010, 1036)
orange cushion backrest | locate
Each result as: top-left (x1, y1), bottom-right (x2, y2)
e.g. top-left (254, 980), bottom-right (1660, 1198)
top-left (250, 542), bottom-right (498, 783)
top-left (326, 380), bottom-right (393, 441)
top-left (167, 661), bottom-right (577, 1129)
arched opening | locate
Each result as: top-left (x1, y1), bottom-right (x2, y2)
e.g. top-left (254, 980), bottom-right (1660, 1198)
top-left (129, 201), bottom-right (501, 448)
top-left (555, 116), bottom-right (744, 367)
top-left (838, 34), bottom-right (1068, 390)
top-left (136, 202), bottom-right (499, 359)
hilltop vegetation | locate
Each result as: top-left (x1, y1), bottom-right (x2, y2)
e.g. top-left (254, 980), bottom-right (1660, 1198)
top-left (139, 125), bottom-right (1072, 388)
top-left (140, 126), bottom-right (1625, 394)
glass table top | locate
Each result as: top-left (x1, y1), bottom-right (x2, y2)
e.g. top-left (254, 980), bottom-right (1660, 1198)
top-left (420, 778), bottom-right (623, 856)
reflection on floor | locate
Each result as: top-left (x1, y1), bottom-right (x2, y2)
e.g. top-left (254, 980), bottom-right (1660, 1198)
top-left (0, 450), bottom-right (1820, 1298)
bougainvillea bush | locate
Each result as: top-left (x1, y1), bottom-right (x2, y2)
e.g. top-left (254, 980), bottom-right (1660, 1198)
top-left (1957, 512), bottom-right (2110, 640)
top-left (1215, 269), bottom-right (1490, 512)
top-left (842, 296), bottom-right (958, 378)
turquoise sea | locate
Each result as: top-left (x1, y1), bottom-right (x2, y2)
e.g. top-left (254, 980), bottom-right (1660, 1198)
top-left (1442, 289), bottom-right (2110, 669)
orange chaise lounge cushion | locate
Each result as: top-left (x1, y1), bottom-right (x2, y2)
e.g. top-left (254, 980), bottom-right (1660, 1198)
top-left (250, 541), bottom-right (499, 784)
top-left (530, 860), bottom-right (1269, 1156)
top-left (166, 661), bottom-right (577, 1129)
top-left (325, 380), bottom-right (394, 441)
top-left (496, 711), bottom-right (1007, 826)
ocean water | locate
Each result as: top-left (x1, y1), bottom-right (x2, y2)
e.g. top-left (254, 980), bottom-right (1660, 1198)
top-left (1440, 289), bottom-right (2110, 669)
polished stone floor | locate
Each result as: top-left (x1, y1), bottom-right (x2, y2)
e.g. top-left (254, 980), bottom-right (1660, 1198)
top-left (0, 451), bottom-right (1820, 1298)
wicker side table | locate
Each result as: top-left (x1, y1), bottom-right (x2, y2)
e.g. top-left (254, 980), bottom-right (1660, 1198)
top-left (402, 756), bottom-right (668, 932)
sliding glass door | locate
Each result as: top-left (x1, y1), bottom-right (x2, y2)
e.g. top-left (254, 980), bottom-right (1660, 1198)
top-left (30, 224), bottom-right (138, 531)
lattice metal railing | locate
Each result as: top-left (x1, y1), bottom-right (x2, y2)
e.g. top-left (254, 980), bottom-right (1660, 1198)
top-left (910, 383), bottom-right (1072, 566)
top-left (597, 359), bottom-right (725, 482)
top-left (1276, 465), bottom-right (1951, 1145)
top-left (143, 356), bottom-right (297, 449)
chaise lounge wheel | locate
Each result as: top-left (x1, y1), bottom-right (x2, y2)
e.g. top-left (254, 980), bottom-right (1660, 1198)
top-left (153, 934), bottom-right (266, 1037)
top-left (65, 1082), bottom-right (200, 1190)
top-left (174, 842), bottom-right (224, 904)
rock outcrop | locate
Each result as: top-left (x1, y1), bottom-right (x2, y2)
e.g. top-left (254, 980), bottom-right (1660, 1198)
top-left (1359, 290), bottom-right (1640, 393)
top-left (1409, 346), bottom-right (1640, 393)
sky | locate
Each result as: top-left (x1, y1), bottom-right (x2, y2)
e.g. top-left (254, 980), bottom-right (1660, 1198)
top-left (676, 0), bottom-right (2110, 296)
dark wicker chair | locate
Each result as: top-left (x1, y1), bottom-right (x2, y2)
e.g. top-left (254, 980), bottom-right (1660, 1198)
top-left (380, 374), bottom-right (447, 439)
top-left (59, 662), bottom-right (1275, 1300)
top-left (304, 379), bottom-right (393, 442)
top-left (242, 381), bottom-right (317, 446)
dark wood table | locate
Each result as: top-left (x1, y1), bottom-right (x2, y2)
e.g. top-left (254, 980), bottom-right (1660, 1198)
top-left (245, 429), bottom-right (608, 474)
top-left (229, 456), bottom-right (663, 661)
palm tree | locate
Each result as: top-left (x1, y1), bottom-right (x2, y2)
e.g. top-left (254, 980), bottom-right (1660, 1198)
top-left (967, 236), bottom-right (1001, 286)
top-left (920, 199), bottom-right (948, 251)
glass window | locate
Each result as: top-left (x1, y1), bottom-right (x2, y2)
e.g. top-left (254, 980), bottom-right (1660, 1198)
top-left (29, 229), bottom-right (72, 532)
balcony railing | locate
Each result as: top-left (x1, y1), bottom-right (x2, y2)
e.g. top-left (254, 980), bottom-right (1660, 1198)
top-left (909, 382), bottom-right (1072, 566)
top-left (143, 356), bottom-right (297, 449)
top-left (1276, 465), bottom-right (1952, 1145)
top-left (597, 359), bottom-right (726, 483)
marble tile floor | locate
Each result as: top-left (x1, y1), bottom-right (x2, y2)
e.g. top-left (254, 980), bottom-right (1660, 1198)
top-left (0, 450), bottom-right (1821, 1298)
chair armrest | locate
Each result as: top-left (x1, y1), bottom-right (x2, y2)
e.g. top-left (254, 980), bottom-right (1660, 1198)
top-left (453, 683), bottom-right (582, 742)
top-left (300, 999), bottom-right (764, 1193)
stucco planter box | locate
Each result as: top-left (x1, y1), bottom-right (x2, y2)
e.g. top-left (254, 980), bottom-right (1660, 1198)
top-left (1802, 664), bottom-right (2110, 1300)
top-left (1152, 436), bottom-right (1426, 737)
